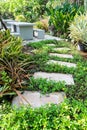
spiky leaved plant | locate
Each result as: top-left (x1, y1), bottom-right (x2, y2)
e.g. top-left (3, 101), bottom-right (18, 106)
top-left (0, 30), bottom-right (31, 103)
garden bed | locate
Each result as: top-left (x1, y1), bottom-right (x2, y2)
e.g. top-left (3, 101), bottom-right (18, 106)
top-left (0, 37), bottom-right (87, 129)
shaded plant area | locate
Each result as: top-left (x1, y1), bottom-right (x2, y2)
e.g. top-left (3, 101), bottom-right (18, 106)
top-left (0, 0), bottom-right (85, 40)
top-left (0, 0), bottom-right (49, 22)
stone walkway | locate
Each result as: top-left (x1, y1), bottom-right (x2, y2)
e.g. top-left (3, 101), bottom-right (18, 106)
top-left (49, 53), bottom-right (73, 58)
top-left (33, 72), bottom-right (74, 85)
top-left (47, 60), bottom-right (76, 68)
top-left (23, 34), bottom-right (62, 45)
top-left (12, 42), bottom-right (76, 108)
top-left (46, 44), bottom-right (56, 47)
top-left (53, 47), bottom-right (71, 51)
top-left (12, 91), bottom-right (65, 108)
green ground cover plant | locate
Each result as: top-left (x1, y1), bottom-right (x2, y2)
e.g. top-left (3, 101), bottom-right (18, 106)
top-left (49, 51), bottom-right (83, 64)
top-left (28, 77), bottom-right (66, 93)
top-left (0, 39), bottom-right (87, 129)
top-left (0, 100), bottom-right (87, 130)
top-left (51, 49), bottom-right (71, 54)
top-left (29, 40), bottom-right (57, 49)
top-left (47, 2), bottom-right (84, 37)
top-left (41, 64), bottom-right (76, 74)
top-left (26, 40), bottom-right (87, 101)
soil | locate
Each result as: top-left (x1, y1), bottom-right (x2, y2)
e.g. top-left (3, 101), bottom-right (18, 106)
top-left (80, 51), bottom-right (87, 59)
top-left (22, 45), bottom-right (34, 54)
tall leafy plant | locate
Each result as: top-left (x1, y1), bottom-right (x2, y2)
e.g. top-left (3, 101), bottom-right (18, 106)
top-left (48, 1), bottom-right (84, 37)
top-left (0, 30), bottom-right (30, 97)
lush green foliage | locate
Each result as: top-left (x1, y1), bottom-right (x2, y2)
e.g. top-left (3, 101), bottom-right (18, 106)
top-left (0, 30), bottom-right (31, 97)
top-left (69, 13), bottom-right (87, 45)
top-left (29, 77), bottom-right (66, 93)
top-left (0, 0), bottom-right (84, 38)
top-left (0, 1), bottom-right (87, 129)
top-left (0, 39), bottom-right (87, 129)
top-left (42, 64), bottom-right (75, 74)
top-left (0, 100), bottom-right (87, 130)
top-left (27, 40), bottom-right (87, 101)
top-left (0, 0), bottom-right (49, 22)
top-left (29, 40), bottom-right (57, 49)
top-left (48, 2), bottom-right (84, 36)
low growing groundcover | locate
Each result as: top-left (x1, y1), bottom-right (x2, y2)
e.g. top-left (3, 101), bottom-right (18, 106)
top-left (27, 40), bottom-right (87, 101)
top-left (0, 100), bottom-right (87, 130)
top-left (0, 39), bottom-right (87, 130)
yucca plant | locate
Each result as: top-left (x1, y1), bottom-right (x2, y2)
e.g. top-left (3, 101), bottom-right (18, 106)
top-left (69, 13), bottom-right (87, 51)
top-left (69, 14), bottom-right (87, 43)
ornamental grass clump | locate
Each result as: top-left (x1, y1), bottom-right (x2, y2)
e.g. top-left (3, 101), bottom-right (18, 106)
top-left (0, 30), bottom-right (30, 97)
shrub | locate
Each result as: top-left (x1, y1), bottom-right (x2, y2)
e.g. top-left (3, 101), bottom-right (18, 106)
top-left (36, 19), bottom-right (49, 32)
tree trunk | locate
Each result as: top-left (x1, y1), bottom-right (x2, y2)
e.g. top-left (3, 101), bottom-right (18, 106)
top-left (0, 15), bottom-right (7, 30)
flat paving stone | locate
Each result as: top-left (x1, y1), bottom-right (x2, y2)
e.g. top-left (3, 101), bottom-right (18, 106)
top-left (12, 91), bottom-right (66, 108)
top-left (46, 44), bottom-right (56, 46)
top-left (47, 60), bottom-right (76, 68)
top-left (49, 53), bottom-right (73, 59)
top-left (33, 72), bottom-right (74, 85)
top-left (23, 35), bottom-right (62, 45)
top-left (53, 47), bottom-right (71, 51)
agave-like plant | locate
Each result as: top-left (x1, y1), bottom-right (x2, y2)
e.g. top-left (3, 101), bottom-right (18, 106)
top-left (69, 13), bottom-right (87, 46)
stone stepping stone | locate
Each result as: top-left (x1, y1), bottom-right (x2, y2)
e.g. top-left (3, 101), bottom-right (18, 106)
top-left (12, 91), bottom-right (66, 108)
top-left (33, 72), bottom-right (74, 85)
top-left (53, 47), bottom-right (71, 51)
top-left (47, 60), bottom-right (76, 68)
top-left (46, 44), bottom-right (56, 46)
top-left (49, 53), bottom-right (73, 59)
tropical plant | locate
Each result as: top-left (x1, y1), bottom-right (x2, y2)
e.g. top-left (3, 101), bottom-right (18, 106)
top-left (47, 1), bottom-right (84, 37)
top-left (0, 30), bottom-right (30, 97)
top-left (69, 13), bottom-right (87, 48)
